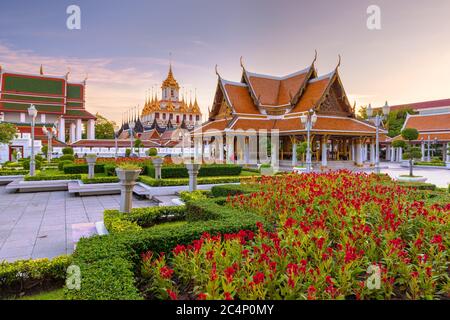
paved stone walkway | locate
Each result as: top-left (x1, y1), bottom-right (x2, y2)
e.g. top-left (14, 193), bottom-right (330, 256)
top-left (0, 187), bottom-right (157, 262)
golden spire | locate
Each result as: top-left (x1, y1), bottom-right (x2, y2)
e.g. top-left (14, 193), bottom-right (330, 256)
top-left (192, 89), bottom-right (201, 114)
top-left (162, 62), bottom-right (180, 89)
top-left (189, 90), bottom-right (193, 110)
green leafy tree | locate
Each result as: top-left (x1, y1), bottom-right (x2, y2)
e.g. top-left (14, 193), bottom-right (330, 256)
top-left (147, 147), bottom-right (158, 157)
top-left (62, 147), bottom-right (74, 155)
top-left (0, 123), bottom-right (18, 144)
top-left (357, 105), bottom-right (368, 120)
top-left (95, 113), bottom-right (116, 139)
top-left (386, 109), bottom-right (416, 137)
top-left (401, 128), bottom-right (421, 177)
top-left (134, 139), bottom-right (143, 148)
top-left (296, 141), bottom-right (308, 165)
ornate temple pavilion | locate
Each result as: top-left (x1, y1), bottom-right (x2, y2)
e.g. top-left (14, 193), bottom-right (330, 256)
top-left (194, 56), bottom-right (384, 167)
top-left (0, 65), bottom-right (96, 145)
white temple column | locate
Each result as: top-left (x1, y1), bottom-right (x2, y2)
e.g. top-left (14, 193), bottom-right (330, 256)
top-left (226, 135), bottom-right (234, 164)
top-left (292, 139), bottom-right (297, 167)
top-left (441, 143), bottom-right (446, 162)
top-left (397, 148), bottom-right (403, 162)
top-left (370, 142), bottom-right (375, 165)
top-left (355, 140), bottom-right (362, 166)
top-left (70, 123), bottom-right (76, 143)
top-left (386, 145), bottom-right (391, 161)
top-left (421, 142), bottom-right (425, 161)
top-left (244, 137), bottom-right (250, 164)
top-left (87, 119), bottom-right (95, 140)
top-left (321, 137), bottom-right (328, 167)
top-left (76, 118), bottom-right (82, 141)
top-left (446, 143), bottom-right (450, 162)
top-left (218, 136), bottom-right (224, 163)
top-left (351, 141), bottom-right (355, 162)
top-left (363, 144), bottom-right (368, 162)
top-left (58, 117), bottom-right (65, 142)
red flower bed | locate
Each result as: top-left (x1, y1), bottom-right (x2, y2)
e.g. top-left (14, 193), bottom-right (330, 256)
top-left (140, 171), bottom-right (449, 300)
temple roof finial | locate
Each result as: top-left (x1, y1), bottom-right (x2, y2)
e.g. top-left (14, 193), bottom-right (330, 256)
top-left (312, 49), bottom-right (318, 65)
top-left (240, 56), bottom-right (245, 69)
top-left (40, 64), bottom-right (44, 75)
top-left (336, 54), bottom-right (341, 69)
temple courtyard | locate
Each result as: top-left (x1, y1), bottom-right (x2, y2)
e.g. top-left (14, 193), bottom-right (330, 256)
top-left (0, 163), bottom-right (448, 263)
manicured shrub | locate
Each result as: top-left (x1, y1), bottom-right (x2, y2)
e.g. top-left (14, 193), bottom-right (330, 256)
top-left (146, 164), bottom-right (243, 179)
top-left (125, 148), bottom-right (131, 157)
top-left (58, 160), bottom-right (74, 171)
top-left (147, 148), bottom-right (158, 157)
top-left (139, 175), bottom-right (255, 187)
top-left (397, 182), bottom-right (436, 191)
top-left (63, 164), bottom-right (105, 174)
top-left (179, 190), bottom-right (210, 202)
top-left (24, 174), bottom-right (82, 181)
top-left (211, 184), bottom-right (261, 197)
top-left (59, 154), bottom-right (75, 162)
top-left (22, 158), bottom-right (42, 170)
top-left (62, 147), bottom-right (74, 155)
top-left (81, 176), bottom-right (120, 184)
top-left (0, 255), bottom-right (71, 298)
top-left (4, 162), bottom-right (22, 168)
top-left (104, 164), bottom-right (117, 176)
top-left (0, 169), bottom-right (29, 176)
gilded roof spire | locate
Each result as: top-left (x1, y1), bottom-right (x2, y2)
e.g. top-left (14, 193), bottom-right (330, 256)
top-left (162, 55), bottom-right (180, 89)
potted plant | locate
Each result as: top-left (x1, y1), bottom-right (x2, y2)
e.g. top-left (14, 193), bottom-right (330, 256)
top-left (115, 162), bottom-right (142, 213)
top-left (396, 128), bottom-right (427, 182)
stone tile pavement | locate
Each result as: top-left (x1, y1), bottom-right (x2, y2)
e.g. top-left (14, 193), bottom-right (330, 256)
top-left (0, 186), bottom-right (157, 262)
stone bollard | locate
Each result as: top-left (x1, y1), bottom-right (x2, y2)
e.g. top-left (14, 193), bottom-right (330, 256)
top-left (86, 154), bottom-right (97, 179)
top-left (185, 163), bottom-right (201, 192)
top-left (116, 167), bottom-right (141, 213)
top-left (152, 157), bottom-right (164, 179)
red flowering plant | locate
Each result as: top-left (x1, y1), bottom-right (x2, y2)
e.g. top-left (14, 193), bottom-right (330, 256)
top-left (140, 171), bottom-right (449, 300)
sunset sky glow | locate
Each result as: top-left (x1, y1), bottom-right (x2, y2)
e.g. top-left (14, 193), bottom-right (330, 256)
top-left (1, 0), bottom-right (449, 123)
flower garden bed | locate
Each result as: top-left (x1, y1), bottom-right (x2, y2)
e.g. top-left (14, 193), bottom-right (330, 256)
top-left (66, 171), bottom-right (449, 300)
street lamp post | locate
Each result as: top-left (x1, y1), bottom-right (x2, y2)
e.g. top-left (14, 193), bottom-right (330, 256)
top-left (114, 129), bottom-right (119, 160)
top-left (42, 125), bottom-right (54, 162)
top-left (27, 104), bottom-right (38, 176)
top-left (129, 121), bottom-right (135, 156)
top-left (367, 101), bottom-right (390, 174)
top-left (300, 109), bottom-right (317, 173)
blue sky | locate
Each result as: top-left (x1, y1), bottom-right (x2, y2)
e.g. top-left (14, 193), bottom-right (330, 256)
top-left (1, 0), bottom-right (450, 122)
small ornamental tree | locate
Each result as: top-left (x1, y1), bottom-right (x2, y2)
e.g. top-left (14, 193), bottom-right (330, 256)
top-left (147, 147), bottom-right (158, 157)
top-left (401, 128), bottom-right (421, 177)
top-left (296, 141), bottom-right (308, 165)
top-left (62, 147), bottom-right (74, 155)
top-left (0, 123), bottom-right (17, 144)
top-left (134, 139), bottom-right (143, 149)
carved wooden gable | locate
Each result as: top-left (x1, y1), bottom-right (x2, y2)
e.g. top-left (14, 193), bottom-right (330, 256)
top-left (317, 77), bottom-right (352, 116)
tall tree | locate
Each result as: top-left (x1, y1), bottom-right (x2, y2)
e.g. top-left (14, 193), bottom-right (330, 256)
top-left (95, 113), bottom-right (116, 139)
top-left (401, 128), bottom-right (421, 177)
top-left (0, 123), bottom-right (18, 144)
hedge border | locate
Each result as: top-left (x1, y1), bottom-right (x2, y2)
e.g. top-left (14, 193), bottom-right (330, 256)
top-left (67, 199), bottom-right (267, 300)
top-left (138, 175), bottom-right (257, 187)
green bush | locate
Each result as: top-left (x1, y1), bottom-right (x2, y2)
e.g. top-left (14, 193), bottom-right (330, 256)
top-left (179, 190), bottom-right (210, 202)
top-left (63, 164), bottom-right (105, 174)
top-left (104, 206), bottom-right (186, 233)
top-left (147, 148), bottom-right (158, 157)
top-left (62, 147), bottom-right (74, 155)
top-left (146, 164), bottom-right (242, 179)
top-left (211, 183), bottom-right (261, 197)
top-left (397, 182), bottom-right (436, 191)
top-left (58, 160), bottom-right (74, 171)
top-left (81, 176), bottom-right (120, 184)
top-left (59, 154), bottom-right (75, 162)
top-left (0, 255), bottom-right (71, 298)
top-left (66, 199), bottom-right (267, 300)
top-left (24, 174), bottom-right (82, 181)
top-left (104, 164), bottom-right (117, 176)
top-left (125, 148), bottom-right (131, 157)
top-left (139, 175), bottom-right (255, 187)
top-left (4, 162), bottom-right (22, 168)
top-left (0, 169), bottom-right (29, 176)
top-left (22, 158), bottom-right (42, 170)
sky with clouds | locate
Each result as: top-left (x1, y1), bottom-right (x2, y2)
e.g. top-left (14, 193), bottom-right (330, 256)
top-left (1, 0), bottom-right (450, 123)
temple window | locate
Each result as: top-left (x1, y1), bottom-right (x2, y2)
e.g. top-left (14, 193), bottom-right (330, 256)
top-left (196, 115), bottom-right (200, 121)
top-left (169, 113), bottom-right (173, 119)
top-left (176, 115), bottom-right (180, 123)
top-left (156, 113), bottom-right (160, 119)
top-left (189, 115), bottom-right (193, 121)
top-left (162, 113), bottom-right (166, 120)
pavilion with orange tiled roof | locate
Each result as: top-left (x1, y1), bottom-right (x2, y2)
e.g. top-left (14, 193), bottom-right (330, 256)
top-left (387, 112), bottom-right (450, 162)
top-left (194, 55), bottom-right (385, 167)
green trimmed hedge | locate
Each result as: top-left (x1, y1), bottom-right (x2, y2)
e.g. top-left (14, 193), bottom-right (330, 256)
top-left (63, 164), bottom-right (105, 174)
top-left (104, 206), bottom-right (186, 233)
top-left (397, 182), bottom-right (437, 191)
top-left (81, 176), bottom-right (120, 184)
top-left (0, 255), bottom-right (71, 298)
top-left (139, 175), bottom-right (255, 187)
top-left (58, 160), bottom-right (74, 171)
top-left (24, 174), bottom-right (82, 181)
top-left (0, 169), bottom-right (29, 176)
top-left (104, 164), bottom-right (117, 176)
top-left (66, 199), bottom-right (267, 300)
top-left (146, 164), bottom-right (242, 179)
top-left (59, 155), bottom-right (75, 162)
top-left (211, 184), bottom-right (261, 197)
